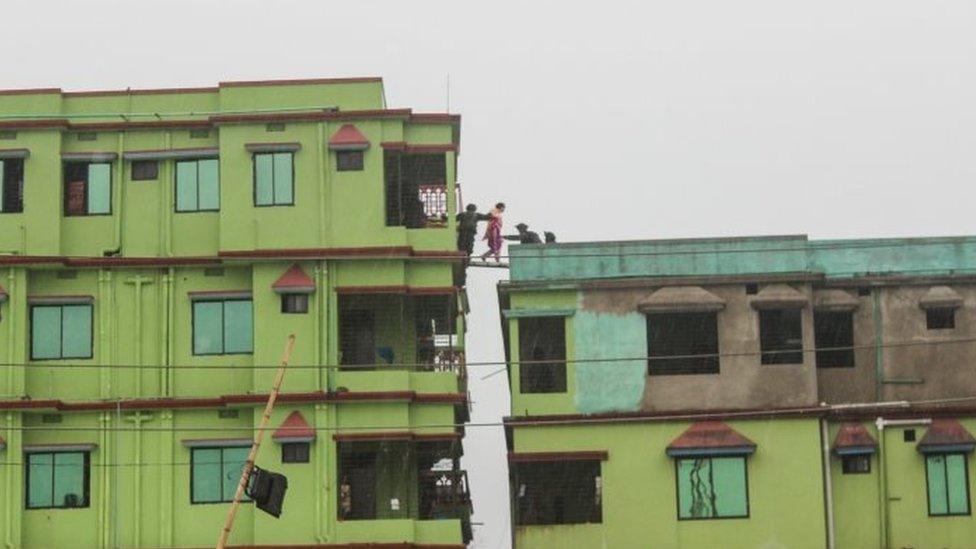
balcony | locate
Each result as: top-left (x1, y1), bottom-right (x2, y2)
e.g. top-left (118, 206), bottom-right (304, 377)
top-left (337, 439), bottom-right (472, 544)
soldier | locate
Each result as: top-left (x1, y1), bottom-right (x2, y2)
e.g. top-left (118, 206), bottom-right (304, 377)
top-left (506, 223), bottom-right (542, 244)
top-left (455, 204), bottom-right (490, 256)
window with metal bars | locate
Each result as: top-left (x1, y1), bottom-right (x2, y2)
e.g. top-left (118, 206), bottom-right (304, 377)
top-left (63, 162), bottom-right (111, 216)
top-left (0, 158), bottom-right (24, 213)
top-left (759, 309), bottom-right (803, 364)
top-left (513, 460), bottom-right (602, 525)
top-left (647, 312), bottom-right (719, 375)
top-left (384, 150), bottom-right (446, 227)
top-left (518, 317), bottom-right (567, 393)
top-left (814, 311), bottom-right (854, 368)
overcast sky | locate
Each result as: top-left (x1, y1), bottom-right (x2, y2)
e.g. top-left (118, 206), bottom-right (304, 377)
top-left (5, 1), bottom-right (976, 547)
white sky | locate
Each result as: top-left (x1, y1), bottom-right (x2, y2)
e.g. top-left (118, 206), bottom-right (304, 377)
top-left (5, 1), bottom-right (976, 547)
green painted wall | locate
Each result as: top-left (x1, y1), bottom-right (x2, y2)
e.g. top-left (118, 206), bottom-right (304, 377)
top-left (0, 79), bottom-right (469, 548)
top-left (512, 419), bottom-right (827, 549)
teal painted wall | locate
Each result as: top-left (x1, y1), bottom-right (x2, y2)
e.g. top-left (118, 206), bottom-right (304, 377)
top-left (510, 234), bottom-right (976, 283)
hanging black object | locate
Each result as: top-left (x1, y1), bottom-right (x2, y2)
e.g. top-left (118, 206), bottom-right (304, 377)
top-left (247, 466), bottom-right (289, 518)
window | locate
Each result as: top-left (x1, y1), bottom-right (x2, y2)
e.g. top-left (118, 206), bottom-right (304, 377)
top-left (191, 447), bottom-right (250, 504)
top-left (63, 162), bottom-right (111, 216)
top-left (253, 153), bottom-right (293, 206)
top-left (926, 453), bottom-right (970, 516)
top-left (281, 442), bottom-right (310, 463)
top-left (0, 158), bottom-right (24, 214)
top-left (759, 309), bottom-right (803, 364)
top-left (131, 160), bottom-right (158, 181)
top-left (337, 150), bottom-right (364, 171)
top-left (518, 317), bottom-right (567, 393)
top-left (26, 451), bottom-right (90, 509)
top-left (647, 312), bottom-right (719, 375)
top-left (842, 455), bottom-right (871, 474)
top-left (192, 299), bottom-right (253, 355)
top-left (513, 460), bottom-right (602, 525)
top-left (927, 308), bottom-right (955, 330)
top-left (676, 456), bottom-right (749, 519)
top-left (814, 311), bottom-right (854, 368)
top-left (176, 159), bottom-right (220, 212)
top-left (384, 151), bottom-right (446, 228)
top-left (30, 304), bottom-right (93, 360)
top-left (281, 294), bottom-right (309, 314)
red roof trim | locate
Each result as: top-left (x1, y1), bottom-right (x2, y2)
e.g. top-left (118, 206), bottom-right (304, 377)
top-left (332, 431), bottom-right (460, 442)
top-left (71, 120), bottom-right (213, 131)
top-left (219, 76), bottom-right (382, 88)
top-left (0, 391), bottom-right (466, 411)
top-left (63, 87), bottom-right (218, 97)
top-left (210, 109), bottom-right (413, 125)
top-left (224, 543), bottom-right (465, 549)
top-left (380, 142), bottom-right (457, 153)
top-left (63, 256), bottom-right (220, 268)
top-left (0, 249), bottom-right (464, 267)
top-left (508, 451), bottom-right (609, 463)
top-left (0, 87), bottom-right (62, 96)
top-left (409, 113), bottom-right (461, 124)
top-left (219, 246), bottom-right (414, 259)
top-left (334, 286), bottom-right (457, 296)
top-left (0, 119), bottom-right (69, 130)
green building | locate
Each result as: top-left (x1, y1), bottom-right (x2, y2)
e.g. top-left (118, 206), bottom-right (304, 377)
top-left (500, 235), bottom-right (976, 549)
top-left (0, 77), bottom-right (473, 548)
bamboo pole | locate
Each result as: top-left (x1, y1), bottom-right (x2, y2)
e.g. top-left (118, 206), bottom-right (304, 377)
top-left (216, 334), bottom-right (296, 549)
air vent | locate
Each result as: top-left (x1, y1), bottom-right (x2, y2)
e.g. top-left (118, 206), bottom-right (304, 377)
top-left (266, 123), bottom-right (286, 132)
top-left (858, 287), bottom-right (871, 297)
top-left (0, 131), bottom-right (17, 140)
top-left (57, 271), bottom-right (78, 280)
top-left (203, 268), bottom-right (225, 277)
top-left (77, 132), bottom-right (97, 142)
top-left (42, 414), bottom-right (63, 423)
top-left (745, 283), bottom-right (759, 295)
top-left (189, 129), bottom-right (211, 139)
top-left (218, 409), bottom-right (240, 419)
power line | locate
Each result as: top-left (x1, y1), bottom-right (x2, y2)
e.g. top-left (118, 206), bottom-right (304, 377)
top-left (3, 335), bottom-right (976, 370)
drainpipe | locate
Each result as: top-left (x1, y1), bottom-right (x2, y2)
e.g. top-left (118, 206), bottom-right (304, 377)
top-left (164, 131), bottom-right (173, 257)
top-left (820, 419), bottom-right (836, 549)
top-left (123, 412), bottom-right (153, 547)
top-left (112, 133), bottom-right (125, 255)
top-left (875, 417), bottom-right (932, 549)
top-left (316, 122), bottom-right (327, 245)
top-left (165, 268), bottom-right (175, 396)
top-left (872, 291), bottom-right (884, 401)
top-left (124, 276), bottom-right (154, 398)
top-left (4, 412), bottom-right (13, 549)
top-left (98, 411), bottom-right (110, 549)
top-left (6, 269), bottom-right (15, 395)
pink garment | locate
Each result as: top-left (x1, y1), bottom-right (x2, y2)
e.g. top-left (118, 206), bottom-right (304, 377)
top-left (483, 209), bottom-right (503, 256)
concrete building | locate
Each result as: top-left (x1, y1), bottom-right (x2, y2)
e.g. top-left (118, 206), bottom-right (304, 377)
top-left (499, 235), bottom-right (976, 549)
top-left (0, 77), bottom-right (473, 548)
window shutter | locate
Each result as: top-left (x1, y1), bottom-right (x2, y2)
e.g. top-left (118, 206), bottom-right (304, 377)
top-left (272, 153), bottom-right (293, 204)
top-left (198, 159), bottom-right (220, 210)
top-left (52, 453), bottom-right (85, 507)
top-left (254, 154), bottom-right (274, 206)
top-left (86, 164), bottom-right (111, 214)
top-left (31, 306), bottom-right (63, 360)
top-left (223, 300), bottom-right (253, 353)
top-left (176, 161), bottom-right (199, 211)
top-left (192, 448), bottom-right (222, 503)
top-left (193, 302), bottom-right (224, 354)
top-left (221, 447), bottom-right (249, 501)
top-left (61, 305), bottom-right (92, 358)
top-left (27, 453), bottom-right (54, 508)
top-left (946, 454), bottom-right (970, 514)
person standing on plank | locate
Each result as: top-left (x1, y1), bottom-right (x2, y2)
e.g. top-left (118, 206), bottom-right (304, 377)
top-left (480, 202), bottom-right (506, 262)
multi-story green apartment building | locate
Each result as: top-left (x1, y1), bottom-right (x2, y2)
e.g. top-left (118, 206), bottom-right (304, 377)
top-left (0, 77), bottom-right (473, 548)
top-left (500, 235), bottom-right (976, 549)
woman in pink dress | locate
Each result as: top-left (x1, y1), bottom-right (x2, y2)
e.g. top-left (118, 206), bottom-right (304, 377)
top-left (480, 202), bottom-right (506, 261)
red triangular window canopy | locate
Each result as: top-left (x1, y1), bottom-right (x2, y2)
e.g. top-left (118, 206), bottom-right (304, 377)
top-left (273, 411), bottom-right (315, 443)
top-left (272, 264), bottom-right (316, 295)
top-left (917, 419), bottom-right (976, 454)
top-left (833, 422), bottom-right (877, 456)
top-left (666, 421), bottom-right (756, 457)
